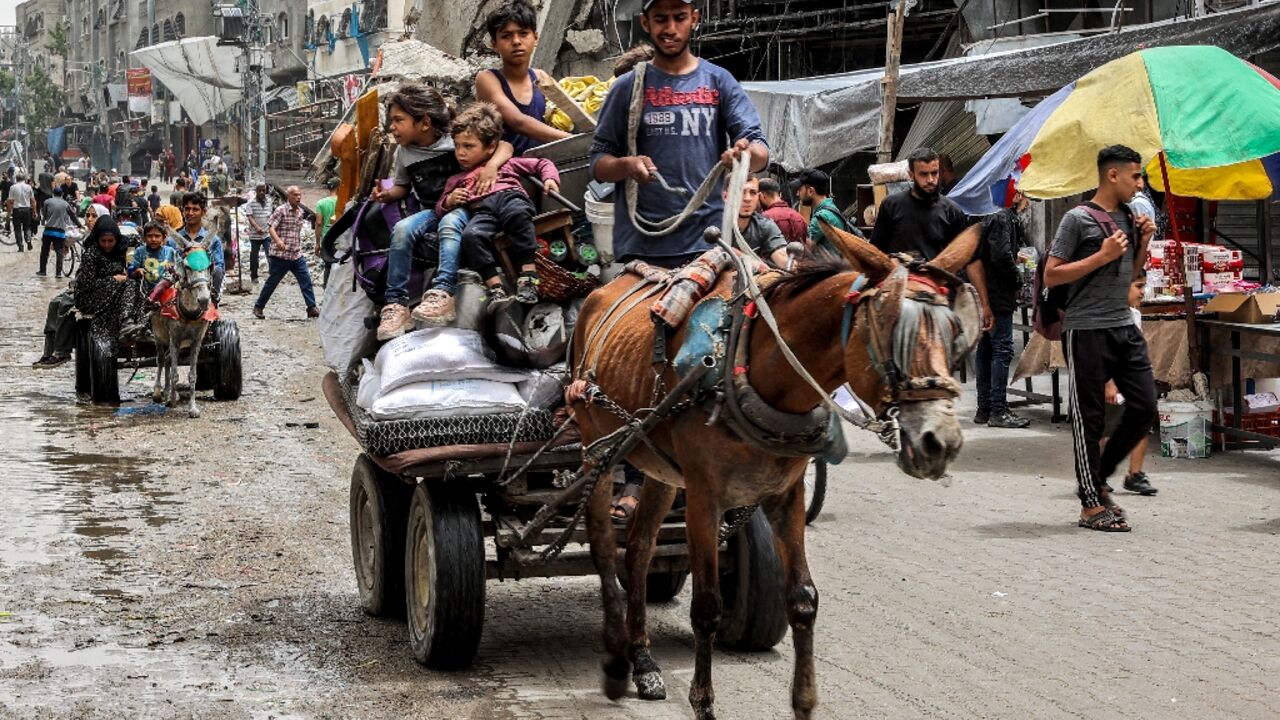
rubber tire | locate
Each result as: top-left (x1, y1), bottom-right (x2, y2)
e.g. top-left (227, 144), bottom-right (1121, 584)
top-left (348, 455), bottom-right (411, 618)
top-left (88, 335), bottom-right (119, 403)
top-left (717, 508), bottom-right (788, 651)
top-left (405, 481), bottom-right (486, 670)
top-left (211, 320), bottom-right (243, 400)
top-left (74, 318), bottom-right (93, 396)
top-left (805, 459), bottom-right (828, 525)
top-left (645, 570), bottom-right (689, 603)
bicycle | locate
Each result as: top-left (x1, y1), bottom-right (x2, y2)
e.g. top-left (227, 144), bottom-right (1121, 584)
top-left (58, 229), bottom-right (82, 277)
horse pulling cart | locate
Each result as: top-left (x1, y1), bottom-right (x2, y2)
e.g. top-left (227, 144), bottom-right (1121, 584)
top-left (322, 369), bottom-right (790, 670)
top-left (73, 297), bottom-right (243, 404)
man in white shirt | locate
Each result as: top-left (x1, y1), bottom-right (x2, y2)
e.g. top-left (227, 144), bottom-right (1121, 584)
top-left (6, 173), bottom-right (36, 252)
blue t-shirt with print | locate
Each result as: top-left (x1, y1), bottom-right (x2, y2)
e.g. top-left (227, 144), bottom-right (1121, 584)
top-left (129, 244), bottom-right (177, 290)
top-left (590, 60), bottom-right (768, 263)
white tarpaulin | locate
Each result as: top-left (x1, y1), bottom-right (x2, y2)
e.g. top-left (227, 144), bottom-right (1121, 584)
top-left (130, 37), bottom-right (243, 126)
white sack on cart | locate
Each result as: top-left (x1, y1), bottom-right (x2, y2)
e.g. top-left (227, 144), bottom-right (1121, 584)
top-left (523, 303), bottom-right (568, 370)
top-left (319, 254), bottom-right (377, 374)
top-left (370, 379), bottom-right (526, 420)
top-left (357, 359), bottom-right (381, 410)
top-left (375, 327), bottom-right (530, 395)
top-left (519, 363), bottom-right (568, 410)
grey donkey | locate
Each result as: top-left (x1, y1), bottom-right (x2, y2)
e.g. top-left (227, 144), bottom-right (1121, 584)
top-left (150, 232), bottom-right (214, 417)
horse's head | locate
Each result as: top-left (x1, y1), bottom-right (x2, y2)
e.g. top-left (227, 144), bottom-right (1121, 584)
top-left (170, 234), bottom-right (213, 322)
top-left (821, 222), bottom-right (982, 480)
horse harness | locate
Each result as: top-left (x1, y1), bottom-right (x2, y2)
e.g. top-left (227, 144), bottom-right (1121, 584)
top-left (155, 244), bottom-right (213, 324)
top-left (574, 257), bottom-right (978, 463)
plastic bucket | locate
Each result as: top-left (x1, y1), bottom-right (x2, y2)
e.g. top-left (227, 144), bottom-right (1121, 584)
top-left (1158, 401), bottom-right (1212, 459)
top-left (585, 197), bottom-right (618, 281)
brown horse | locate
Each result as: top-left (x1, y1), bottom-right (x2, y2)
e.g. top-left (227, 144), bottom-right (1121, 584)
top-left (571, 222), bottom-right (980, 719)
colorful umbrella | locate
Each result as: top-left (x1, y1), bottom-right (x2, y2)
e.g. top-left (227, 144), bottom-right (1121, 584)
top-left (1019, 45), bottom-right (1280, 200)
top-left (949, 45), bottom-right (1280, 214)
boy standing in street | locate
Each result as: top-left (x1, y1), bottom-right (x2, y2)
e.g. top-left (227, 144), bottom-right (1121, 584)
top-left (1044, 145), bottom-right (1158, 532)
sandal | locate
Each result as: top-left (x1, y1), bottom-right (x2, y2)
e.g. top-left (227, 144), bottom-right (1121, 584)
top-left (1078, 508), bottom-right (1131, 532)
top-left (611, 482), bottom-right (642, 522)
top-left (1099, 491), bottom-right (1126, 519)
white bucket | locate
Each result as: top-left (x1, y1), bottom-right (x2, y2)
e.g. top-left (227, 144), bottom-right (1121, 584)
top-left (1158, 400), bottom-right (1212, 459)
top-left (585, 197), bottom-right (619, 281)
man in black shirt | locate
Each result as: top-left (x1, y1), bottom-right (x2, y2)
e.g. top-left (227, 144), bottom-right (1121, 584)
top-left (974, 193), bottom-right (1031, 429)
top-left (871, 147), bottom-right (992, 330)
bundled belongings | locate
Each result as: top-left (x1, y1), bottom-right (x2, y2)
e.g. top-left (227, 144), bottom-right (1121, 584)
top-left (346, 326), bottom-right (565, 455)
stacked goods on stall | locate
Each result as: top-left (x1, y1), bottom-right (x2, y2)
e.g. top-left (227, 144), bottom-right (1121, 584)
top-left (1145, 240), bottom-right (1245, 297)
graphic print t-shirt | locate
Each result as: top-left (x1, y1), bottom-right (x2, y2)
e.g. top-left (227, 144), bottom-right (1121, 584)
top-left (590, 60), bottom-right (767, 263)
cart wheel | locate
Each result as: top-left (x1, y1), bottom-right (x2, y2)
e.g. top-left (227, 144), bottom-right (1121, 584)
top-left (405, 481), bottom-right (485, 670)
top-left (804, 459), bottom-right (827, 525)
top-left (88, 335), bottom-right (119, 404)
top-left (211, 320), bottom-right (242, 400)
top-left (717, 508), bottom-right (788, 651)
top-left (74, 318), bottom-right (92, 396)
top-left (645, 570), bottom-right (689, 603)
top-left (349, 454), bottom-right (411, 618)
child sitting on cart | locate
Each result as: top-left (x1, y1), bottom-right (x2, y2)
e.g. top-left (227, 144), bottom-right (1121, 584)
top-left (129, 221), bottom-right (177, 294)
top-left (373, 84), bottom-right (517, 340)
top-left (438, 102), bottom-right (561, 307)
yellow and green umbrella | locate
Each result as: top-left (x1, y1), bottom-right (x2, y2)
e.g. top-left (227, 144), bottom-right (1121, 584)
top-left (1017, 45), bottom-right (1280, 201)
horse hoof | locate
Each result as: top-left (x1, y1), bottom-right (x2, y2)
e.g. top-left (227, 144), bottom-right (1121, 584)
top-left (633, 671), bottom-right (666, 700)
top-left (188, 408), bottom-right (201, 419)
top-left (602, 658), bottom-right (630, 701)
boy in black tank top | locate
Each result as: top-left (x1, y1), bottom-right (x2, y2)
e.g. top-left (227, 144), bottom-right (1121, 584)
top-left (474, 1), bottom-right (571, 155)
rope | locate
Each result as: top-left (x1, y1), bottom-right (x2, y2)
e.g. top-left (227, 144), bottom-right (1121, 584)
top-left (623, 62), bottom-right (727, 238)
top-left (714, 155), bottom-right (896, 441)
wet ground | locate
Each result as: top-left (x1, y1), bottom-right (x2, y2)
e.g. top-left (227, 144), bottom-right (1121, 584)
top-left (2, 219), bottom-right (1280, 719)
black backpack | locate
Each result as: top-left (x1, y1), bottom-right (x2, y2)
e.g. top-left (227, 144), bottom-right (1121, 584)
top-left (1033, 202), bottom-right (1135, 341)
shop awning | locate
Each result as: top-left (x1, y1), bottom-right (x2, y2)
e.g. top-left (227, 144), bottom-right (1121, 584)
top-left (130, 37), bottom-right (244, 126)
top-left (742, 2), bottom-right (1280, 171)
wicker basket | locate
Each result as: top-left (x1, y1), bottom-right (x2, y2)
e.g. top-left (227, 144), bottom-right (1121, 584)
top-left (534, 253), bottom-right (599, 303)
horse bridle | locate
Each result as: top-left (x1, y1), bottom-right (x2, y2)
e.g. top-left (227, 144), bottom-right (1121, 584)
top-left (164, 244), bottom-right (211, 322)
top-left (841, 258), bottom-right (972, 410)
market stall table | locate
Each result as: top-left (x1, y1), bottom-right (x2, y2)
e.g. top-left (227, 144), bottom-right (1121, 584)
top-left (1197, 319), bottom-right (1280, 449)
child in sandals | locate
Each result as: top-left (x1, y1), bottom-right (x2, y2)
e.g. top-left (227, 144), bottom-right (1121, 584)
top-left (437, 102), bottom-right (560, 307)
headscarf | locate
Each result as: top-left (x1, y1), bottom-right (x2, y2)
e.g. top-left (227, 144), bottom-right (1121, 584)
top-left (83, 216), bottom-right (127, 261)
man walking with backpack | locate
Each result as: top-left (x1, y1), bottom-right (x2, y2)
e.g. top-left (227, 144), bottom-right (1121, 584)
top-left (1044, 145), bottom-right (1158, 532)
top-left (974, 192), bottom-right (1031, 428)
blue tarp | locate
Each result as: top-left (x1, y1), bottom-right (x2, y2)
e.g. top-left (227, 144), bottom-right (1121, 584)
top-left (948, 84), bottom-right (1073, 217)
top-left (46, 126), bottom-right (67, 158)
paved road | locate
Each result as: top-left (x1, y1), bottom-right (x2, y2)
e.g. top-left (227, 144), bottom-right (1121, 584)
top-left (1, 241), bottom-right (1278, 719)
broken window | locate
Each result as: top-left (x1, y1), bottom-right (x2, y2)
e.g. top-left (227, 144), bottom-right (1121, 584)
top-left (304, 11), bottom-right (315, 46)
top-left (340, 9), bottom-right (352, 38)
top-left (162, 19), bottom-right (175, 42)
top-left (278, 12), bottom-right (289, 41)
top-left (174, 13), bottom-right (185, 38)
top-left (361, 0), bottom-right (387, 31)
